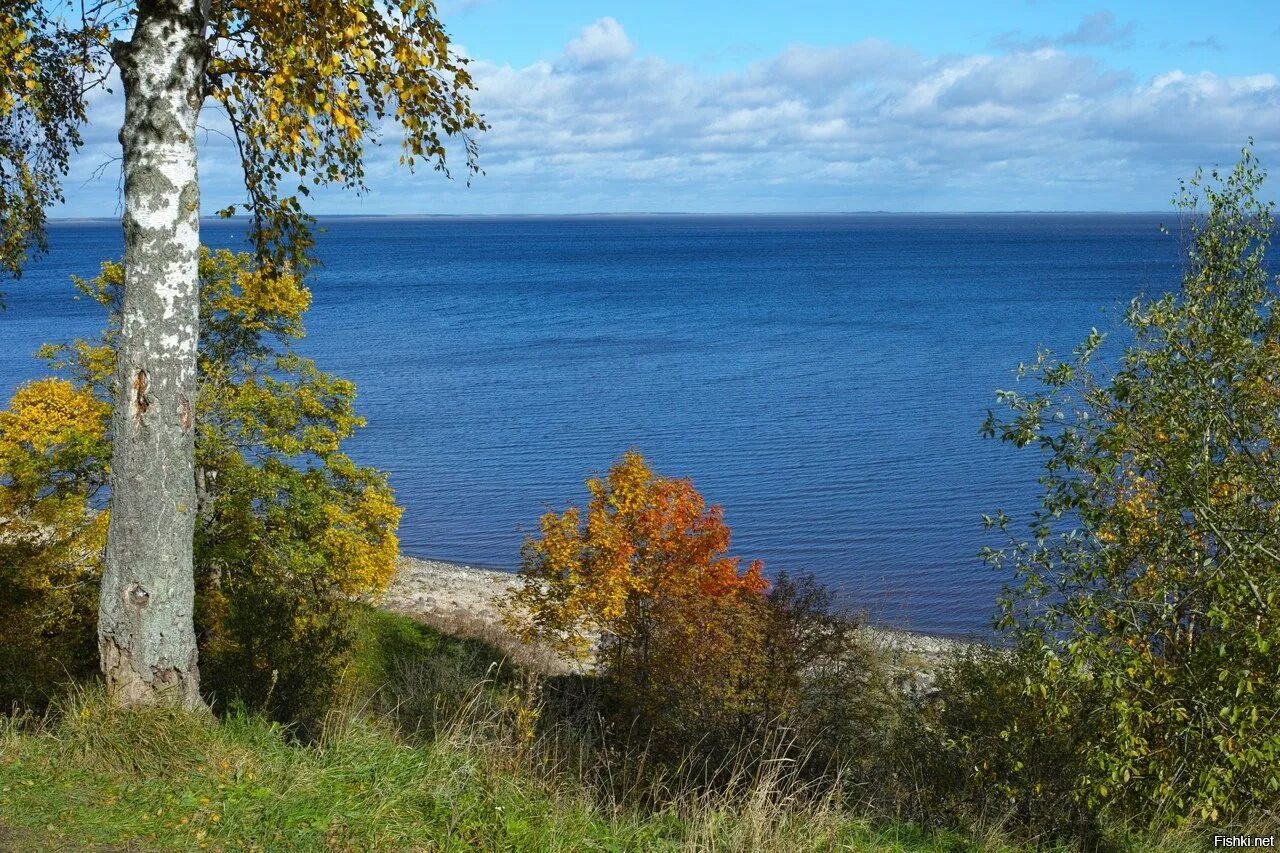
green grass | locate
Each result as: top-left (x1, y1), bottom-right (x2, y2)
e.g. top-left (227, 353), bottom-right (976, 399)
top-left (1, 701), bottom-right (669, 850)
top-left (0, 609), bottom-right (995, 851)
top-left (346, 604), bottom-right (515, 699)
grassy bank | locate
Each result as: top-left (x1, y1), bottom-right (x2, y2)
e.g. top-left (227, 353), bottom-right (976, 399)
top-left (0, 608), bottom-right (990, 852)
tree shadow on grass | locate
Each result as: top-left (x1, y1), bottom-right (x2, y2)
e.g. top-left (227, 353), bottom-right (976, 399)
top-left (346, 604), bottom-right (525, 739)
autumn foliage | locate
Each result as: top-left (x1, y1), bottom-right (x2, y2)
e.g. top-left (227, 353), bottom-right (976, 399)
top-left (0, 250), bottom-right (401, 721)
top-left (2, 1), bottom-right (485, 281)
top-left (207, 0), bottom-right (487, 269)
top-left (511, 452), bottom-right (766, 650)
top-left (0, 380), bottom-right (109, 703)
top-left (507, 452), bottom-right (770, 744)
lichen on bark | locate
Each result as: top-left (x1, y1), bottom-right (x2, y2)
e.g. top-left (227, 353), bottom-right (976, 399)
top-left (98, 0), bottom-right (209, 709)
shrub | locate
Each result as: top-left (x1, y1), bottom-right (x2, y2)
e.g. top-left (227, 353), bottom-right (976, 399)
top-left (982, 146), bottom-right (1280, 826)
top-left (754, 571), bottom-right (899, 778)
top-left (877, 646), bottom-right (1098, 843)
top-left (506, 451), bottom-right (768, 756)
top-left (0, 249), bottom-right (401, 727)
top-left (506, 452), bottom-right (897, 782)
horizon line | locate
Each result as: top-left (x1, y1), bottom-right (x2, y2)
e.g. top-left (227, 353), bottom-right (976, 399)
top-left (47, 209), bottom-right (1175, 223)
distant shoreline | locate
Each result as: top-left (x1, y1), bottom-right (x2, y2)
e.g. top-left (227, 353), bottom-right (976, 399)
top-left (46, 210), bottom-right (1172, 224)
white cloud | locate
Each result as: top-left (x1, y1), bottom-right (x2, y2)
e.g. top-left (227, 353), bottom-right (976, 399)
top-left (1182, 36), bottom-right (1225, 52)
top-left (443, 19), bottom-right (1278, 210)
top-left (560, 17), bottom-right (635, 69)
top-left (56, 16), bottom-right (1280, 215)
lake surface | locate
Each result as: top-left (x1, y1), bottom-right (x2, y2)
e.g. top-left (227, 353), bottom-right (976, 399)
top-left (1, 214), bottom-right (1184, 636)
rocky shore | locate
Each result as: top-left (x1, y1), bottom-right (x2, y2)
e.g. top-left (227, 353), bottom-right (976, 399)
top-left (380, 555), bottom-right (574, 673)
top-left (383, 556), bottom-right (519, 629)
top-left (380, 555), bottom-right (976, 690)
top-left (381, 558), bottom-right (977, 691)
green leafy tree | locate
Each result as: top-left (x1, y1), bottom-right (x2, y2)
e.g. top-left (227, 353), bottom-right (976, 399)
top-left (2, 248), bottom-right (401, 723)
top-left (983, 146), bottom-right (1280, 826)
top-left (2, 0), bottom-right (482, 706)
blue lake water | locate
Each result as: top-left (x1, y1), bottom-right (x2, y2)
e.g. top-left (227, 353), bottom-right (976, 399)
top-left (1, 215), bottom-right (1184, 636)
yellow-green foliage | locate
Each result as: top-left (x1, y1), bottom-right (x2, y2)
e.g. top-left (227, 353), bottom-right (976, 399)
top-left (3, 0), bottom-right (483, 286)
top-left (0, 379), bottom-right (109, 704)
top-left (204, 0), bottom-right (488, 269)
top-left (883, 647), bottom-right (1096, 841)
top-left (983, 146), bottom-right (1280, 826)
top-left (0, 1), bottom-right (104, 285)
top-left (0, 249), bottom-right (401, 724)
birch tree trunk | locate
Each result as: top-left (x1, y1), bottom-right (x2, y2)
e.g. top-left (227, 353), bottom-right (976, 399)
top-left (99, 0), bottom-right (208, 708)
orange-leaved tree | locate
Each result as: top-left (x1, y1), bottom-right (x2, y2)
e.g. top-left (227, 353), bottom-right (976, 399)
top-left (506, 451), bottom-right (769, 742)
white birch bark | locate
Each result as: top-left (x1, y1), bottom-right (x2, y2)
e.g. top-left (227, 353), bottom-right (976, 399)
top-left (99, 0), bottom-right (208, 707)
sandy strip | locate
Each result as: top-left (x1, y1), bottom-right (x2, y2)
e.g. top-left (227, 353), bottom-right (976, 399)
top-left (382, 555), bottom-right (519, 626)
top-left (379, 555), bottom-right (578, 673)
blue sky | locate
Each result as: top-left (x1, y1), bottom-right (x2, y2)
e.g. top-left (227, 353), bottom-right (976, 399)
top-left (59, 1), bottom-right (1280, 215)
top-left (443, 0), bottom-right (1275, 79)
